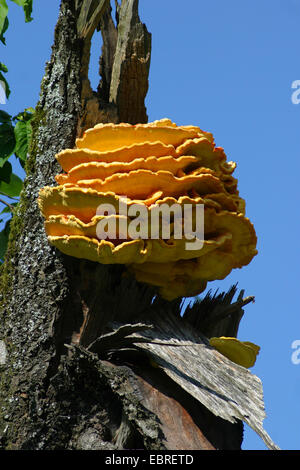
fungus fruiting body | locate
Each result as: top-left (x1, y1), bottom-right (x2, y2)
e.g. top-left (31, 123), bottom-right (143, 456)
top-left (38, 118), bottom-right (257, 301)
top-left (209, 337), bottom-right (260, 368)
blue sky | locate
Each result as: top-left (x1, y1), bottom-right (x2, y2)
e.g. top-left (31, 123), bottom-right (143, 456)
top-left (1, 0), bottom-right (300, 450)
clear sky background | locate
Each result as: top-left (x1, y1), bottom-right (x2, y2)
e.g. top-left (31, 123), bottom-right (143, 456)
top-left (1, 0), bottom-right (300, 450)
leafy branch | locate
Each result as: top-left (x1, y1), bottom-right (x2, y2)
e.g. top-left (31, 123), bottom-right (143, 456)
top-left (0, 0), bottom-right (33, 97)
top-left (0, 108), bottom-right (34, 263)
top-left (0, 0), bottom-right (34, 264)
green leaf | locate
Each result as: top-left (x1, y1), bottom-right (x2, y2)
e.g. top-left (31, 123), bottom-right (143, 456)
top-left (9, 0), bottom-right (32, 22)
top-left (0, 122), bottom-right (15, 164)
top-left (0, 218), bottom-right (11, 261)
top-left (13, 107), bottom-right (34, 122)
top-left (0, 172), bottom-right (23, 197)
top-left (0, 62), bottom-right (10, 98)
top-left (0, 110), bottom-right (11, 123)
top-left (0, 160), bottom-right (12, 183)
top-left (0, 0), bottom-right (8, 38)
top-left (0, 15), bottom-right (8, 44)
top-left (0, 62), bottom-right (7, 73)
top-left (13, 108), bottom-right (34, 163)
top-left (23, 0), bottom-right (32, 22)
top-left (14, 119), bottom-right (31, 161)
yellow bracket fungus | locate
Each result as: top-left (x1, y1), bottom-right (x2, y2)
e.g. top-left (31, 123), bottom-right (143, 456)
top-left (55, 156), bottom-right (198, 185)
top-left (209, 337), bottom-right (260, 368)
top-left (75, 119), bottom-right (213, 151)
top-left (38, 118), bottom-right (257, 301)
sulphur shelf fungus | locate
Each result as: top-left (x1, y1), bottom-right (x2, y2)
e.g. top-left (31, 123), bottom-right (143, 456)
top-left (209, 337), bottom-right (260, 368)
top-left (38, 118), bottom-right (257, 301)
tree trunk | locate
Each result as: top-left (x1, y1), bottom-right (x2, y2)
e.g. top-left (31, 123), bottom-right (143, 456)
top-left (0, 0), bottom-right (277, 451)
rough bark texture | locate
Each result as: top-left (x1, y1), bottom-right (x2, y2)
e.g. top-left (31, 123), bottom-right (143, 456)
top-left (0, 0), bottom-right (277, 451)
top-left (109, 0), bottom-right (151, 124)
top-left (0, 0), bottom-right (83, 449)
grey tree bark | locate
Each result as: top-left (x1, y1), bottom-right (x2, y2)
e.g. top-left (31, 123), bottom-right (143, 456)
top-left (0, 0), bottom-right (277, 451)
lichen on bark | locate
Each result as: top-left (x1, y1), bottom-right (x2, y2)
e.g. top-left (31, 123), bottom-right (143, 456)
top-left (0, 0), bottom-right (83, 447)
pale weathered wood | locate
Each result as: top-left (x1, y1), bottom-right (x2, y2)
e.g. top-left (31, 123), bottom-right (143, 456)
top-left (98, 6), bottom-right (118, 102)
top-left (77, 0), bottom-right (110, 39)
top-left (77, 0), bottom-right (151, 133)
top-left (109, 0), bottom-right (151, 123)
top-left (77, 302), bottom-right (280, 449)
top-left (78, 292), bottom-right (279, 451)
top-left (125, 313), bottom-right (279, 450)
